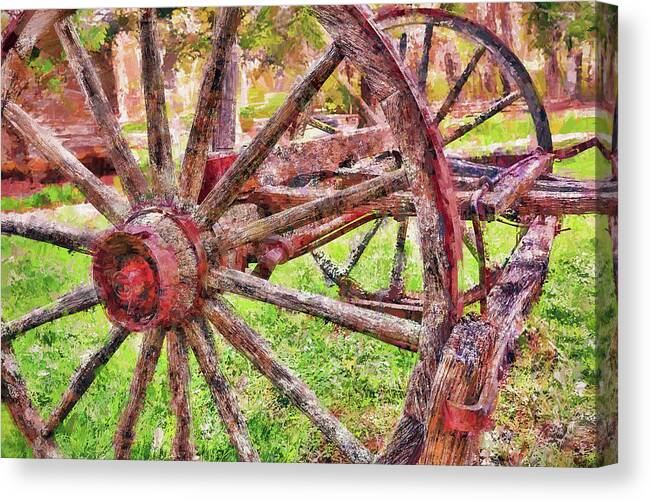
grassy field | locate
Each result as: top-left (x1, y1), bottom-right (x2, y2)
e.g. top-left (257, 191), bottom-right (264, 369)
top-left (1, 110), bottom-right (617, 465)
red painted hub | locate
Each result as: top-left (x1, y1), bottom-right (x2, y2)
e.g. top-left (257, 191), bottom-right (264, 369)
top-left (92, 208), bottom-right (206, 331)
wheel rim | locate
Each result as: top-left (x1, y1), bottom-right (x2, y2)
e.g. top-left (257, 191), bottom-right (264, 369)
top-left (374, 6), bottom-right (553, 153)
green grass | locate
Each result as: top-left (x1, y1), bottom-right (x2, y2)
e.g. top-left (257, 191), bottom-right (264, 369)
top-left (1, 110), bottom-right (617, 465)
top-left (1, 184), bottom-right (86, 212)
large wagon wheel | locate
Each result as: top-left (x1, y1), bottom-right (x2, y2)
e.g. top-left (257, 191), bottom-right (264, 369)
top-left (308, 7), bottom-right (553, 323)
top-left (1, 5), bottom-right (466, 462)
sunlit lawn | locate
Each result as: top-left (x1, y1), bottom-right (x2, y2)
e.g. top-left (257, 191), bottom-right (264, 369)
top-left (1, 110), bottom-right (617, 465)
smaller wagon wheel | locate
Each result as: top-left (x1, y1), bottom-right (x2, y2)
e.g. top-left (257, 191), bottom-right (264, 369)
top-left (307, 6), bottom-right (553, 320)
top-left (1, 5), bottom-right (460, 462)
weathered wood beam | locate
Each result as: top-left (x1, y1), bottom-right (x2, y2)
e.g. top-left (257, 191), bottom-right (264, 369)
top-left (1, 345), bottom-right (61, 458)
top-left (209, 267), bottom-right (421, 351)
top-left (179, 7), bottom-right (241, 202)
top-left (477, 151), bottom-right (553, 218)
top-left (1, 212), bottom-right (96, 254)
top-left (2, 284), bottom-right (99, 346)
top-left (197, 43), bottom-right (343, 226)
top-left (443, 91), bottom-right (522, 145)
top-left (2, 102), bottom-right (130, 224)
top-left (419, 217), bottom-right (558, 464)
top-left (218, 168), bottom-right (408, 251)
top-left (165, 327), bottom-right (196, 460)
top-left (183, 317), bottom-right (259, 461)
top-left (55, 18), bottom-right (148, 203)
top-left (239, 176), bottom-right (617, 221)
top-left (139, 9), bottom-right (175, 197)
top-left (248, 125), bottom-right (394, 189)
top-left (43, 325), bottom-right (130, 436)
top-left (435, 46), bottom-right (486, 123)
top-left (114, 328), bottom-right (165, 459)
top-left (202, 296), bottom-right (373, 463)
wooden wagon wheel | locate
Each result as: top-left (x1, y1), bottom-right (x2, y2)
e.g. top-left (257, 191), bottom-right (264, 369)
top-left (309, 7), bottom-right (554, 325)
top-left (0, 5), bottom-right (467, 462)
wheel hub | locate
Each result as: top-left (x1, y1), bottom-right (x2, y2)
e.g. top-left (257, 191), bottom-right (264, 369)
top-left (92, 207), bottom-right (207, 331)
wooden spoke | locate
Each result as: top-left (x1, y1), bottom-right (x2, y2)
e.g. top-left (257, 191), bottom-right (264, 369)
top-left (165, 327), bottom-right (196, 460)
top-left (388, 219), bottom-right (409, 297)
top-left (218, 168), bottom-right (408, 251)
top-left (435, 46), bottom-right (486, 123)
top-left (307, 116), bottom-right (337, 134)
top-left (179, 7), bottom-right (241, 202)
top-left (196, 43), bottom-right (344, 226)
top-left (202, 297), bottom-right (373, 463)
top-left (1, 345), bottom-right (61, 458)
top-left (209, 267), bottom-right (421, 351)
top-left (342, 217), bottom-right (383, 277)
top-left (184, 318), bottom-right (259, 461)
top-left (2, 10), bottom-right (70, 105)
top-left (43, 325), bottom-right (130, 436)
top-left (443, 90), bottom-right (522, 145)
top-left (2, 284), bottom-right (99, 346)
top-left (55, 18), bottom-right (148, 203)
top-left (417, 23), bottom-right (435, 92)
top-left (311, 250), bottom-right (370, 299)
top-left (2, 102), bottom-right (129, 224)
top-left (1, 212), bottom-right (96, 254)
top-left (114, 328), bottom-right (165, 459)
top-left (139, 9), bottom-right (175, 197)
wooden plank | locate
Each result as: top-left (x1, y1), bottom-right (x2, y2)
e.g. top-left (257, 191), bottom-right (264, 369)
top-left (44, 325), bottom-right (130, 436)
top-left (217, 169), bottom-right (408, 250)
top-left (420, 217), bottom-right (558, 464)
top-left (443, 91), bottom-right (522, 145)
top-left (2, 10), bottom-right (70, 104)
top-left (114, 328), bottom-right (165, 459)
top-left (166, 328), bottom-right (196, 460)
top-left (478, 151), bottom-right (553, 218)
top-left (238, 176), bottom-right (617, 222)
top-left (435, 47), bottom-right (486, 123)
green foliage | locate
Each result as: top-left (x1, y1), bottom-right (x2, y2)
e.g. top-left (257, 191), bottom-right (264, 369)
top-left (72, 10), bottom-right (111, 52)
top-left (239, 92), bottom-right (287, 119)
top-left (527, 2), bottom-right (600, 54)
top-left (239, 6), bottom-right (325, 69)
